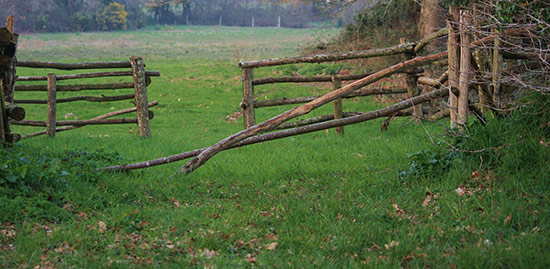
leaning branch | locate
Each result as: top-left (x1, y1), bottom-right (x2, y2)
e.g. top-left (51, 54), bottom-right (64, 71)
top-left (101, 87), bottom-right (453, 172)
top-left (182, 51), bottom-right (448, 174)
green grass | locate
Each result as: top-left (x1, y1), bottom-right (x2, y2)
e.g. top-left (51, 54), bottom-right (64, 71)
top-left (1, 26), bottom-right (550, 267)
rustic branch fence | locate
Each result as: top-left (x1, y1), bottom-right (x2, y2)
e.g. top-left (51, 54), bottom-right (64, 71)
top-left (238, 27), bottom-right (449, 132)
top-left (11, 56), bottom-right (160, 138)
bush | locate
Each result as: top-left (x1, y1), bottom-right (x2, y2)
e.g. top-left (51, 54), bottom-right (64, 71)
top-left (401, 92), bottom-right (550, 182)
top-left (99, 2), bottom-right (128, 31)
top-left (0, 145), bottom-right (127, 222)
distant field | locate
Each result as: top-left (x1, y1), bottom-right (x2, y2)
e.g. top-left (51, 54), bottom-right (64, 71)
top-left (3, 26), bottom-right (549, 267)
top-left (18, 25), bottom-right (339, 62)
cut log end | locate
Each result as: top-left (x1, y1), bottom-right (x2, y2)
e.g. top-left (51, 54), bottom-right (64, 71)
top-left (6, 103), bottom-right (25, 121)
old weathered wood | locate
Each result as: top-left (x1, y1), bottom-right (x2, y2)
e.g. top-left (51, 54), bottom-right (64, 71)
top-left (102, 86), bottom-right (455, 172)
top-left (491, 27), bottom-right (502, 108)
top-left (46, 73), bottom-right (56, 137)
top-left (183, 51), bottom-right (448, 174)
top-left (130, 56), bottom-right (151, 137)
top-left (239, 43), bottom-right (415, 68)
top-left (16, 71), bottom-right (160, 81)
top-left (22, 101), bottom-right (158, 139)
top-left (447, 6), bottom-right (460, 126)
top-left (414, 27), bottom-right (449, 54)
top-left (15, 82), bottom-right (135, 92)
top-left (6, 103), bottom-right (25, 120)
top-left (275, 112), bottom-right (362, 130)
top-left (254, 88), bottom-right (408, 108)
top-left (5, 16), bottom-right (14, 34)
top-left (332, 77), bottom-right (344, 134)
top-left (431, 108), bottom-right (450, 120)
top-left (401, 38), bottom-right (422, 123)
top-left (418, 72), bottom-right (449, 87)
top-left (0, 79), bottom-right (5, 143)
top-left (14, 93), bottom-right (135, 104)
top-left (458, 9), bottom-right (472, 125)
top-left (241, 68), bottom-right (255, 128)
top-left (252, 72), bottom-right (374, 85)
top-left (14, 118), bottom-right (139, 127)
top-left (17, 60), bottom-right (132, 70)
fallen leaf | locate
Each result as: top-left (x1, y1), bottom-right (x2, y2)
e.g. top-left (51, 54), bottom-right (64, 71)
top-left (264, 233), bottom-right (278, 241)
top-left (201, 249), bottom-right (218, 259)
top-left (393, 204), bottom-right (405, 215)
top-left (98, 221), bottom-right (107, 233)
top-left (172, 197), bottom-right (181, 207)
top-left (504, 215), bottom-right (512, 225)
top-left (384, 240), bottom-right (399, 250)
top-left (266, 242), bottom-right (278, 250)
top-left (246, 253), bottom-right (257, 263)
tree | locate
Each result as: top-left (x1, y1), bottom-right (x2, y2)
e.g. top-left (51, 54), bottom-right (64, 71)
top-left (99, 2), bottom-right (129, 30)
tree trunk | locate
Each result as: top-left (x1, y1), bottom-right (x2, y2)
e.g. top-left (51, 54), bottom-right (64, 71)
top-left (419, 0), bottom-right (445, 53)
top-left (447, 6), bottom-right (460, 126)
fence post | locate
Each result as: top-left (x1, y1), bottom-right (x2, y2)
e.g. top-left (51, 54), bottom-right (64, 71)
top-left (400, 38), bottom-right (421, 122)
top-left (0, 80), bottom-right (5, 143)
top-left (332, 77), bottom-right (344, 134)
top-left (491, 27), bottom-right (502, 109)
top-left (447, 6), bottom-right (460, 127)
top-left (458, 8), bottom-right (472, 125)
top-left (241, 68), bottom-right (255, 129)
top-left (46, 73), bottom-right (57, 138)
top-left (130, 56), bottom-right (151, 137)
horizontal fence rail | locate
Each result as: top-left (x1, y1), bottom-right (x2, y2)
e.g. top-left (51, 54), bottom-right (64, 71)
top-left (254, 88), bottom-right (408, 108)
top-left (16, 71), bottom-right (160, 81)
top-left (15, 82), bottom-right (135, 92)
top-left (17, 60), bottom-right (132, 70)
top-left (13, 118), bottom-right (139, 127)
top-left (13, 56), bottom-right (159, 138)
top-left (14, 93), bottom-right (135, 104)
top-left (239, 43), bottom-right (415, 68)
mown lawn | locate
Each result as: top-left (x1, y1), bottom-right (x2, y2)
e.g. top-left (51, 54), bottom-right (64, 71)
top-left (1, 25), bottom-right (549, 267)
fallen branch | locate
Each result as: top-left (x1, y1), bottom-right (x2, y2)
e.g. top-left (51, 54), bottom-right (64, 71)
top-left (101, 87), bottom-right (454, 172)
top-left (182, 52), bottom-right (448, 174)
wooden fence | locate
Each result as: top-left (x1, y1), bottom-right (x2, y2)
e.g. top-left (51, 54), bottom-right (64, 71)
top-left (238, 28), bottom-right (448, 133)
top-left (11, 56), bottom-right (160, 138)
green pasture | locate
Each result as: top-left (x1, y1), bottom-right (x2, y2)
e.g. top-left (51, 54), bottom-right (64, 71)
top-left (1, 26), bottom-right (549, 267)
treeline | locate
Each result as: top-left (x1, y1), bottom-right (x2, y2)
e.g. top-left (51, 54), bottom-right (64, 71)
top-left (0, 0), bottom-right (327, 33)
top-left (0, 0), bottom-right (146, 32)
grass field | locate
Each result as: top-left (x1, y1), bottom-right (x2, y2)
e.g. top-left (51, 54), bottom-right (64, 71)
top-left (1, 26), bottom-right (550, 267)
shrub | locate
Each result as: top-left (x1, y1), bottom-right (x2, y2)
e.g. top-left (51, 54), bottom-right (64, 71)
top-left (99, 2), bottom-right (128, 31)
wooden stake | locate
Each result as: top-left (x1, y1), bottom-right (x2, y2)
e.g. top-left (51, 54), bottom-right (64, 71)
top-left (0, 79), bottom-right (5, 144)
top-left (332, 77), bottom-right (344, 134)
top-left (241, 68), bottom-right (255, 129)
top-left (5, 16), bottom-right (14, 34)
top-left (401, 38), bottom-right (421, 122)
top-left (491, 27), bottom-right (502, 108)
top-left (447, 6), bottom-right (460, 126)
top-left (277, 16), bottom-right (281, 28)
top-left (458, 9), bottom-right (472, 125)
top-left (130, 56), bottom-right (151, 137)
top-left (46, 73), bottom-right (57, 138)
top-left (182, 51), bottom-right (448, 174)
